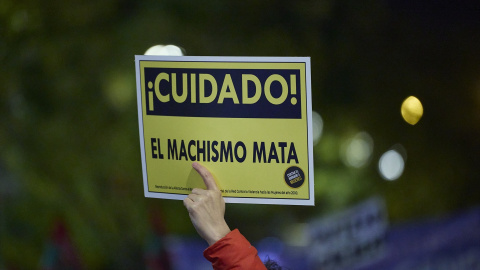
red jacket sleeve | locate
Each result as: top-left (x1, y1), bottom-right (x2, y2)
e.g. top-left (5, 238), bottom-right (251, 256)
top-left (203, 229), bottom-right (267, 270)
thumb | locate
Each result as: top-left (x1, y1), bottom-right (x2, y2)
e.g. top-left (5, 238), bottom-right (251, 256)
top-left (192, 162), bottom-right (219, 191)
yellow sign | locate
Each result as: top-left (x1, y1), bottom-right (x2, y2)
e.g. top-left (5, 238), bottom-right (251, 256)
top-left (135, 56), bottom-right (314, 205)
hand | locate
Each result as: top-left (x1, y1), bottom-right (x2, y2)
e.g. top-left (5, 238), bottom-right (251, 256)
top-left (183, 162), bottom-right (231, 246)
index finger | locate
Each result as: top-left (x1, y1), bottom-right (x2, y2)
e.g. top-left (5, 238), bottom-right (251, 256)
top-left (192, 162), bottom-right (219, 191)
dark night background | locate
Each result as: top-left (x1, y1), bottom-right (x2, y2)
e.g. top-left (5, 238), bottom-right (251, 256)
top-left (1, 0), bottom-right (479, 269)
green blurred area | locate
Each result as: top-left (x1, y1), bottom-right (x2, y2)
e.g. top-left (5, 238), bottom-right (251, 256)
top-left (1, 0), bottom-right (479, 268)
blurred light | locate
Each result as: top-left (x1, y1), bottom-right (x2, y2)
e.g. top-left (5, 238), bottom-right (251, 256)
top-left (341, 132), bottom-right (374, 168)
top-left (256, 237), bottom-right (285, 267)
top-left (281, 223), bottom-right (309, 247)
top-left (312, 111), bottom-right (324, 146)
top-left (378, 149), bottom-right (405, 181)
top-left (144, 45), bottom-right (184, 56)
top-left (10, 10), bottom-right (29, 32)
top-left (103, 71), bottom-right (135, 110)
top-left (401, 96), bottom-right (423, 125)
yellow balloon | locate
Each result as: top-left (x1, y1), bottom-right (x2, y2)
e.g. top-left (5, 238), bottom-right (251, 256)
top-left (401, 96), bottom-right (423, 125)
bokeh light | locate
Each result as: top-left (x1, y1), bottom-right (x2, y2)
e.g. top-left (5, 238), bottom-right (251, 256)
top-left (312, 111), bottom-right (324, 146)
top-left (401, 96), bottom-right (423, 125)
top-left (341, 132), bottom-right (374, 168)
top-left (378, 149), bottom-right (405, 181)
top-left (103, 71), bottom-right (135, 110)
top-left (144, 44), bottom-right (184, 56)
top-left (256, 237), bottom-right (286, 269)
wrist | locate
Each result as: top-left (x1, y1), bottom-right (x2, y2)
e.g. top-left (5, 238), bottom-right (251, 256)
top-left (206, 223), bottom-right (231, 246)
